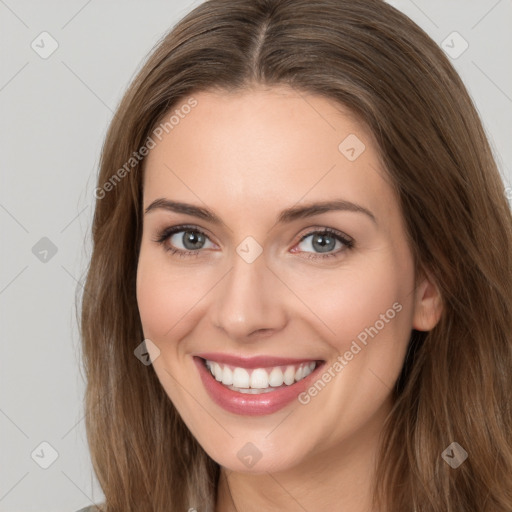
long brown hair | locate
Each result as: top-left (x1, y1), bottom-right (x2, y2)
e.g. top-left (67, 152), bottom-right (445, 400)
top-left (79, 0), bottom-right (512, 510)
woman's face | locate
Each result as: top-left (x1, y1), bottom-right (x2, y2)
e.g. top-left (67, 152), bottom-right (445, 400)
top-left (136, 85), bottom-right (440, 473)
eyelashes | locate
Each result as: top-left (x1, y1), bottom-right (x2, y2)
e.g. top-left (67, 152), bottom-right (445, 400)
top-left (152, 224), bottom-right (354, 261)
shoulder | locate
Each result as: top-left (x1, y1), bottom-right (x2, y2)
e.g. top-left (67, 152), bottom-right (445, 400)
top-left (75, 506), bottom-right (102, 512)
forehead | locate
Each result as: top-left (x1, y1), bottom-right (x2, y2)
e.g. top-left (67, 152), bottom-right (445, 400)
top-left (142, 86), bottom-right (395, 226)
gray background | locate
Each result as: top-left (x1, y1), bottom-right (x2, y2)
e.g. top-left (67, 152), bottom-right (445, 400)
top-left (0, 1), bottom-right (510, 510)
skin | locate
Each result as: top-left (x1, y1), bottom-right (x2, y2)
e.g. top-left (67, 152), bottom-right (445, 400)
top-left (136, 85), bottom-right (443, 512)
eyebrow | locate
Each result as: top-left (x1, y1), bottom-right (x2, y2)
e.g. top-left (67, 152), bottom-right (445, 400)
top-left (144, 198), bottom-right (377, 225)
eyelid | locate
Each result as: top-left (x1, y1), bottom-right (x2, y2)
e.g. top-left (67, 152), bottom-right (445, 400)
top-left (153, 224), bottom-right (215, 244)
top-left (296, 225), bottom-right (353, 244)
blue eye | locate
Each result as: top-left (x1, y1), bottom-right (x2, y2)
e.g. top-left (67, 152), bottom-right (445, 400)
top-left (293, 228), bottom-right (354, 260)
top-left (153, 225), bottom-right (354, 260)
top-left (154, 225), bottom-right (214, 257)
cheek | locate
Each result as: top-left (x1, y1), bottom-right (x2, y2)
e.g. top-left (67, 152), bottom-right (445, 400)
top-left (136, 248), bottom-right (187, 340)
top-left (296, 255), bottom-right (415, 428)
top-left (136, 246), bottom-right (216, 341)
top-left (299, 252), bottom-right (415, 357)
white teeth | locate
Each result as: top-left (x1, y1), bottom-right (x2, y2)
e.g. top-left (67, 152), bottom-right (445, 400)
top-left (226, 386), bottom-right (277, 394)
top-left (213, 362), bottom-right (223, 382)
top-left (283, 365), bottom-right (296, 385)
top-left (268, 367), bottom-right (284, 387)
top-left (221, 366), bottom-right (233, 386)
top-left (232, 367), bottom-right (250, 388)
top-left (204, 359), bottom-right (318, 392)
top-left (250, 368), bottom-right (269, 389)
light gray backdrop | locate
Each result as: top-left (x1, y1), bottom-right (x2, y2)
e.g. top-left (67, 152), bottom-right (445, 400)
top-left (1, 0), bottom-right (511, 511)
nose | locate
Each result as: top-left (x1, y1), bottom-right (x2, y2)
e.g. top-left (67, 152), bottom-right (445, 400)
top-left (210, 247), bottom-right (288, 342)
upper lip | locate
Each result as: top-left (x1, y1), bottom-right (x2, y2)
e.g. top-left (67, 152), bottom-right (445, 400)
top-left (195, 352), bottom-right (323, 369)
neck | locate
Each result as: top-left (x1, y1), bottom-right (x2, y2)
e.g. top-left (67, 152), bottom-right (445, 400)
top-left (215, 395), bottom-right (392, 512)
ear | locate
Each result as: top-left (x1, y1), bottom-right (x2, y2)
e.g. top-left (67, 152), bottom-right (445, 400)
top-left (412, 270), bottom-right (443, 332)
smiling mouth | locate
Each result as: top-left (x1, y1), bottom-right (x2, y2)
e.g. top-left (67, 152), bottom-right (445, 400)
top-left (200, 357), bottom-right (323, 394)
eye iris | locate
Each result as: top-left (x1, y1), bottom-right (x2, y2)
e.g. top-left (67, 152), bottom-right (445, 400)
top-left (183, 231), bottom-right (205, 250)
top-left (312, 233), bottom-right (335, 253)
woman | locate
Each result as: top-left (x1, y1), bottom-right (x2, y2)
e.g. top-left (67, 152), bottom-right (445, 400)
top-left (78, 0), bottom-right (512, 510)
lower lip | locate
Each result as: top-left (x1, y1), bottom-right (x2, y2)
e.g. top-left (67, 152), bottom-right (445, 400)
top-left (193, 356), bottom-right (325, 416)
